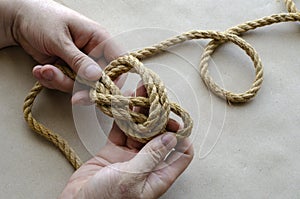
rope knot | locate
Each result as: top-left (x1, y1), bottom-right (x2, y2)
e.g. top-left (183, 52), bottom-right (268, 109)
top-left (23, 0), bottom-right (300, 169)
top-left (89, 55), bottom-right (193, 143)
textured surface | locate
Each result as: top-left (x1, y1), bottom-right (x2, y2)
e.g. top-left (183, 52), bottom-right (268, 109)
top-left (1, 0), bottom-right (300, 198)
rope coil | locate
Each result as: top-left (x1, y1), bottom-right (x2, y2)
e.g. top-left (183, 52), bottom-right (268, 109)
top-left (23, 0), bottom-right (299, 169)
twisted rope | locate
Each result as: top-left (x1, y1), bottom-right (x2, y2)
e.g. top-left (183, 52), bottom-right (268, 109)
top-left (285, 0), bottom-right (298, 12)
top-left (23, 0), bottom-right (299, 169)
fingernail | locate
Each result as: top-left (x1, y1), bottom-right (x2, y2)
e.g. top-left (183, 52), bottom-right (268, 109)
top-left (72, 99), bottom-right (85, 105)
top-left (84, 65), bottom-right (102, 80)
top-left (161, 133), bottom-right (176, 148)
top-left (71, 97), bottom-right (93, 106)
top-left (42, 69), bottom-right (54, 81)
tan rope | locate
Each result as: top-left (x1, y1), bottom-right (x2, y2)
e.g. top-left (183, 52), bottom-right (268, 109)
top-left (23, 0), bottom-right (299, 169)
top-left (285, 0), bottom-right (298, 12)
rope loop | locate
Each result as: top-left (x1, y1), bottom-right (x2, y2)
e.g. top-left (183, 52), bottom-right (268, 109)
top-left (23, 1), bottom-right (300, 169)
top-left (90, 55), bottom-right (193, 143)
top-left (197, 31), bottom-right (263, 103)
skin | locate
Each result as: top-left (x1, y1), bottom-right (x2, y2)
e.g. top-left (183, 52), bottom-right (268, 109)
top-left (60, 123), bottom-right (193, 199)
top-left (0, 0), bottom-right (194, 198)
top-left (2, 0), bottom-right (123, 102)
top-left (60, 85), bottom-right (194, 198)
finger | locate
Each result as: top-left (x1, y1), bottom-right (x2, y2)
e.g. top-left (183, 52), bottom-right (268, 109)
top-left (165, 138), bottom-right (194, 164)
top-left (71, 90), bottom-right (92, 105)
top-left (114, 89), bottom-right (146, 150)
top-left (32, 65), bottom-right (42, 79)
top-left (133, 81), bottom-right (148, 115)
top-left (127, 132), bottom-right (177, 173)
top-left (71, 77), bottom-right (130, 106)
top-left (175, 137), bottom-right (194, 154)
top-left (125, 82), bottom-right (148, 151)
top-left (166, 118), bottom-right (180, 132)
top-left (110, 90), bottom-right (145, 150)
top-left (70, 18), bottom-right (123, 62)
top-left (107, 122), bottom-right (127, 146)
top-left (97, 57), bottom-right (128, 89)
top-left (126, 137), bottom-right (145, 151)
top-left (123, 89), bottom-right (134, 110)
top-left (68, 16), bottom-right (112, 56)
top-left (40, 65), bottom-right (74, 92)
top-left (123, 90), bottom-right (134, 97)
top-left (136, 80), bottom-right (147, 97)
top-left (87, 32), bottom-right (124, 62)
top-left (97, 57), bottom-right (108, 69)
top-left (33, 64), bottom-right (74, 93)
top-left (114, 73), bottom-right (128, 89)
top-left (98, 93), bottom-right (137, 155)
top-left (58, 39), bottom-right (102, 81)
top-left (103, 39), bottom-right (124, 62)
top-left (147, 138), bottom-right (193, 196)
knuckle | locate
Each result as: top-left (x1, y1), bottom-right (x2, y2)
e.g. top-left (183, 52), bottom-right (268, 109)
top-left (146, 144), bottom-right (165, 163)
top-left (41, 82), bottom-right (54, 90)
top-left (70, 53), bottom-right (86, 72)
top-left (97, 25), bottom-right (111, 37)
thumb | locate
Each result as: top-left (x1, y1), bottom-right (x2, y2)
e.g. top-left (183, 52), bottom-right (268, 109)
top-left (127, 133), bottom-right (177, 174)
top-left (58, 40), bottom-right (102, 81)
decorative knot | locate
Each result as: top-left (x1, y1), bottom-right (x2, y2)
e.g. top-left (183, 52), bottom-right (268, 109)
top-left (23, 0), bottom-right (300, 169)
top-left (89, 55), bottom-right (193, 143)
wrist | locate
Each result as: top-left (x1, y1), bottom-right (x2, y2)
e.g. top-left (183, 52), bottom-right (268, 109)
top-left (0, 0), bottom-right (24, 48)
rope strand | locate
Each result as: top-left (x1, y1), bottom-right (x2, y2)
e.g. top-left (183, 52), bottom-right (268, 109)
top-left (23, 0), bottom-right (299, 169)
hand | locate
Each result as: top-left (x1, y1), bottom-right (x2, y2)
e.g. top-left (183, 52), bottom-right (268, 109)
top-left (60, 84), bottom-right (194, 199)
top-left (11, 0), bottom-right (121, 94)
top-left (59, 122), bottom-right (193, 199)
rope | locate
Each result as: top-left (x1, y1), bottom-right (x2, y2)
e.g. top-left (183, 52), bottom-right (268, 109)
top-left (23, 0), bottom-right (299, 169)
top-left (285, 0), bottom-right (298, 12)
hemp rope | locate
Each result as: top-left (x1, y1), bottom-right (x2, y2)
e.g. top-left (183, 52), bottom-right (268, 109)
top-left (23, 0), bottom-right (299, 170)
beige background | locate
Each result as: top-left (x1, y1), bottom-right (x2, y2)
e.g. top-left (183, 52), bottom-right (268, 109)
top-left (1, 0), bottom-right (300, 198)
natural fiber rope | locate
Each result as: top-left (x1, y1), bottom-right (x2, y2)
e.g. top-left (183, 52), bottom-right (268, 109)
top-left (23, 0), bottom-right (299, 169)
top-left (285, 0), bottom-right (298, 12)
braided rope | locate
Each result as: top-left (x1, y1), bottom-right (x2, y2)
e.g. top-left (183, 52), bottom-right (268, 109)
top-left (23, 0), bottom-right (299, 169)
